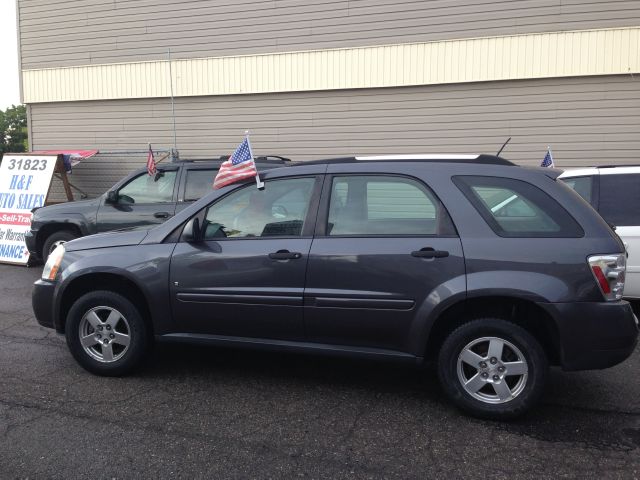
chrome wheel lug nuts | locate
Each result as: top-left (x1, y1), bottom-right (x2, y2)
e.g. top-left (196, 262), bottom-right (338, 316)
top-left (96, 334), bottom-right (102, 339)
top-left (479, 361), bottom-right (487, 368)
top-left (490, 357), bottom-right (497, 364)
top-left (493, 374), bottom-right (500, 381)
top-left (498, 366), bottom-right (505, 372)
top-left (98, 325), bottom-right (103, 331)
top-left (481, 372), bottom-right (489, 378)
top-left (106, 325), bottom-right (111, 331)
top-left (103, 339), bottom-right (109, 345)
top-left (109, 333), bottom-right (115, 339)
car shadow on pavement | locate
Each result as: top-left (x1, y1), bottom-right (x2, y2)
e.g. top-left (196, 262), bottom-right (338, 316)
top-left (143, 342), bottom-right (441, 398)
top-left (136, 342), bottom-right (639, 453)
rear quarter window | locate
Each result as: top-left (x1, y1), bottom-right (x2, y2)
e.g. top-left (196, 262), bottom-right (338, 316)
top-left (454, 175), bottom-right (584, 238)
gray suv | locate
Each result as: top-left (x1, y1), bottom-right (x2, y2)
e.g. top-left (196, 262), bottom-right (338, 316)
top-left (32, 155), bottom-right (639, 419)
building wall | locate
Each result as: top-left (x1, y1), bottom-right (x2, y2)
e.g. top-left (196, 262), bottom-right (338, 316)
top-left (32, 74), bottom-right (640, 197)
top-left (18, 0), bottom-right (640, 68)
top-left (17, 0), bottom-right (640, 200)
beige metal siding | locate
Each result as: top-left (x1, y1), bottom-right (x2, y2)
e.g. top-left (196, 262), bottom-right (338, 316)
top-left (18, 0), bottom-right (640, 69)
top-left (30, 74), bottom-right (640, 198)
top-left (21, 27), bottom-right (640, 104)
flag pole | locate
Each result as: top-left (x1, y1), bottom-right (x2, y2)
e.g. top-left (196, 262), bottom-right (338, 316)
top-left (245, 130), bottom-right (264, 189)
top-left (168, 48), bottom-right (178, 160)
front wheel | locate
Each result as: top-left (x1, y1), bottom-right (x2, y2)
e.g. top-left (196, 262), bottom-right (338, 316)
top-left (65, 291), bottom-right (150, 376)
top-left (437, 318), bottom-right (548, 420)
top-left (42, 230), bottom-right (78, 261)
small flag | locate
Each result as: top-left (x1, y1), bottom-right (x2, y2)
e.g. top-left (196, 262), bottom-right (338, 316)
top-left (147, 144), bottom-right (157, 176)
top-left (541, 147), bottom-right (554, 168)
top-left (213, 135), bottom-right (258, 189)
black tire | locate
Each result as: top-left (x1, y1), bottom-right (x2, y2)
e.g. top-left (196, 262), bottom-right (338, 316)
top-left (42, 230), bottom-right (78, 261)
top-left (437, 318), bottom-right (548, 420)
top-left (65, 290), bottom-right (150, 376)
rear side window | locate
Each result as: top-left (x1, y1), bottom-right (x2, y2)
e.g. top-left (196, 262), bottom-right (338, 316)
top-left (599, 174), bottom-right (640, 226)
top-left (454, 176), bottom-right (583, 238)
top-left (561, 176), bottom-right (593, 205)
top-left (327, 175), bottom-right (456, 236)
top-left (185, 169), bottom-right (217, 201)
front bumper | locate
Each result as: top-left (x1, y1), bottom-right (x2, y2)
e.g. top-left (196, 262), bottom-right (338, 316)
top-left (32, 279), bottom-right (57, 331)
top-left (540, 300), bottom-right (639, 371)
top-left (25, 229), bottom-right (41, 262)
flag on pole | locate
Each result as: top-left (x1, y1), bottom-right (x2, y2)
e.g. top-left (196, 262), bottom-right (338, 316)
top-left (213, 135), bottom-right (259, 189)
top-left (541, 147), bottom-right (554, 168)
top-left (147, 144), bottom-right (157, 176)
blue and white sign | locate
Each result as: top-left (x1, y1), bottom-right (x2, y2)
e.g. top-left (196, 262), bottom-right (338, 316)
top-left (0, 154), bottom-right (57, 265)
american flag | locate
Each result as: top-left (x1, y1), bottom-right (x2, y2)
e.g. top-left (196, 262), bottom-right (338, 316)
top-left (147, 144), bottom-right (157, 176)
top-left (213, 136), bottom-right (257, 189)
top-left (541, 147), bottom-right (554, 168)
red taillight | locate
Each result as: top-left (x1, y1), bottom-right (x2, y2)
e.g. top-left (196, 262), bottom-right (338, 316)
top-left (591, 265), bottom-right (611, 294)
top-left (588, 254), bottom-right (626, 301)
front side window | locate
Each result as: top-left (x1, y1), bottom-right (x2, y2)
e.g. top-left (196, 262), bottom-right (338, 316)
top-left (184, 169), bottom-right (217, 202)
top-left (203, 177), bottom-right (316, 239)
top-left (454, 176), bottom-right (583, 237)
top-left (118, 171), bottom-right (177, 204)
top-left (598, 174), bottom-right (640, 226)
top-left (327, 175), bottom-right (455, 236)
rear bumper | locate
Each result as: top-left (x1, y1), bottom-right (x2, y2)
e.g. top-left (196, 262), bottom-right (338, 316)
top-left (32, 279), bottom-right (57, 331)
top-left (540, 301), bottom-right (639, 371)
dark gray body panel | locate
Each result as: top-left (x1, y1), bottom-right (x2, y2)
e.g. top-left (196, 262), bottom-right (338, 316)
top-left (50, 243), bottom-right (176, 335)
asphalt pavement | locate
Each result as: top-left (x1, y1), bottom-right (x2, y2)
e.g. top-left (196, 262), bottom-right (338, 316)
top-left (0, 263), bottom-right (639, 479)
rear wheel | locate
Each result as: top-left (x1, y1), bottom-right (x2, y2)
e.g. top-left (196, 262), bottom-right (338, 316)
top-left (65, 290), bottom-right (150, 376)
top-left (437, 318), bottom-right (548, 419)
top-left (42, 230), bottom-right (78, 261)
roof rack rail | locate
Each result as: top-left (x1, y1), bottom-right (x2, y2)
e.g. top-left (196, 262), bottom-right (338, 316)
top-left (355, 154), bottom-right (479, 161)
top-left (597, 164), bottom-right (640, 169)
top-left (301, 154), bottom-right (514, 166)
top-left (355, 154), bottom-right (514, 165)
top-left (219, 155), bottom-right (290, 163)
top-left (254, 155), bottom-right (291, 162)
top-left (176, 155), bottom-right (290, 163)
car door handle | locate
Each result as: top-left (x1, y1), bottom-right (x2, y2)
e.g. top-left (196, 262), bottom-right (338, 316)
top-left (411, 247), bottom-right (449, 258)
top-left (268, 250), bottom-right (302, 260)
top-left (154, 211), bottom-right (170, 219)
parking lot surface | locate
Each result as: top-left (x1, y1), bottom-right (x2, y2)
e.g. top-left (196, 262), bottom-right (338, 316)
top-left (0, 263), bottom-right (639, 479)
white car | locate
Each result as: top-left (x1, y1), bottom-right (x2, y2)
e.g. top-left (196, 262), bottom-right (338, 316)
top-left (559, 166), bottom-right (640, 300)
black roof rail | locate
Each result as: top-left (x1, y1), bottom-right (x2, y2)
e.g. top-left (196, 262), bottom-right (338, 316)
top-left (176, 155), bottom-right (290, 164)
top-left (299, 154), bottom-right (515, 166)
top-left (255, 155), bottom-right (291, 162)
top-left (220, 155), bottom-right (290, 163)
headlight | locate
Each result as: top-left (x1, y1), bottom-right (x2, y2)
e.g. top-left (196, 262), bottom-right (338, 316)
top-left (42, 245), bottom-right (65, 281)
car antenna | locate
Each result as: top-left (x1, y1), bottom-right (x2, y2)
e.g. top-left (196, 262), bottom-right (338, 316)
top-left (496, 137), bottom-right (512, 157)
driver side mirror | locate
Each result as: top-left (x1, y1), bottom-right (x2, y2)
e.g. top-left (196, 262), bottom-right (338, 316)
top-left (106, 190), bottom-right (118, 204)
top-left (183, 217), bottom-right (202, 243)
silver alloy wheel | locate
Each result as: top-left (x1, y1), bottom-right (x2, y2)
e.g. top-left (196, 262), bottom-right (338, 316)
top-left (78, 306), bottom-right (131, 363)
top-left (456, 336), bottom-right (528, 404)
